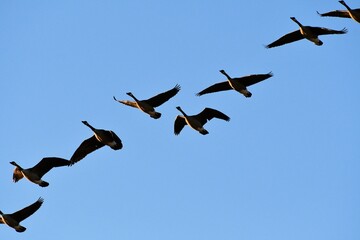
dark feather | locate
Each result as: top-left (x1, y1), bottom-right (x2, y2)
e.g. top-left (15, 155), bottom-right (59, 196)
top-left (266, 30), bottom-right (304, 48)
top-left (196, 108), bottom-right (230, 125)
top-left (174, 116), bottom-right (186, 135)
top-left (31, 157), bottom-right (70, 178)
top-left (237, 73), bottom-right (273, 87)
top-left (309, 26), bottom-right (348, 35)
top-left (145, 84), bottom-right (181, 107)
top-left (317, 10), bottom-right (351, 18)
top-left (196, 82), bottom-right (232, 96)
top-left (9, 198), bottom-right (44, 223)
top-left (70, 136), bottom-right (105, 164)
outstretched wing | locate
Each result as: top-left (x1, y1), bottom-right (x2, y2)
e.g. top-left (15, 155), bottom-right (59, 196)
top-left (317, 10), bottom-right (351, 18)
top-left (10, 197), bottom-right (44, 223)
top-left (237, 72), bottom-right (273, 87)
top-left (266, 30), bottom-right (304, 48)
top-left (196, 108), bottom-right (230, 125)
top-left (12, 167), bottom-right (24, 182)
top-left (113, 96), bottom-right (138, 108)
top-left (310, 26), bottom-right (348, 36)
top-left (174, 116), bottom-right (186, 135)
top-left (70, 136), bottom-right (105, 165)
top-left (196, 81), bottom-right (232, 96)
top-left (145, 84), bottom-right (181, 107)
top-left (31, 157), bottom-right (70, 178)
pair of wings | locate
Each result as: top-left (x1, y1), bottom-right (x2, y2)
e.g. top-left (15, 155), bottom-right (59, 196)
top-left (12, 158), bottom-right (70, 182)
top-left (174, 108), bottom-right (230, 135)
top-left (0, 198), bottom-right (43, 224)
top-left (70, 130), bottom-right (122, 165)
top-left (196, 73), bottom-right (273, 96)
top-left (115, 84), bottom-right (181, 108)
top-left (266, 26), bottom-right (347, 48)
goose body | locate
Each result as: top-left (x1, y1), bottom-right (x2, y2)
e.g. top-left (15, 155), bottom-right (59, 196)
top-left (317, 1), bottom-right (360, 24)
top-left (174, 106), bottom-right (230, 135)
top-left (10, 157), bottom-right (70, 187)
top-left (197, 70), bottom-right (272, 98)
top-left (266, 17), bottom-right (347, 48)
top-left (0, 198), bottom-right (44, 232)
top-left (114, 84), bottom-right (181, 119)
top-left (70, 121), bottom-right (123, 165)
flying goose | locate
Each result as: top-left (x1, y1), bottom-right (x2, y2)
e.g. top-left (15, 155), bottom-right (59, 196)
top-left (10, 157), bottom-right (70, 187)
top-left (70, 121), bottom-right (123, 165)
top-left (266, 17), bottom-right (347, 48)
top-left (196, 70), bottom-right (272, 98)
top-left (317, 1), bottom-right (360, 24)
top-left (113, 84), bottom-right (181, 119)
top-left (0, 197), bottom-right (44, 232)
top-left (174, 106), bottom-right (230, 135)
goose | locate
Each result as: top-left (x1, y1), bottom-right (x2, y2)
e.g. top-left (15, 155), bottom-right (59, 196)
top-left (70, 121), bottom-right (123, 165)
top-left (0, 197), bottom-right (44, 232)
top-left (113, 84), bottom-right (181, 119)
top-left (10, 157), bottom-right (70, 187)
top-left (174, 106), bottom-right (230, 135)
top-left (317, 1), bottom-right (360, 24)
top-left (266, 17), bottom-right (347, 48)
top-left (197, 70), bottom-right (272, 98)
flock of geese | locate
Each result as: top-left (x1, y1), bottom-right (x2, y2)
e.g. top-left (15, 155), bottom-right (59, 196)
top-left (1, 0), bottom-right (359, 233)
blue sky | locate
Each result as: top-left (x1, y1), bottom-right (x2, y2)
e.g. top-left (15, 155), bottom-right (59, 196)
top-left (1, 0), bottom-right (359, 239)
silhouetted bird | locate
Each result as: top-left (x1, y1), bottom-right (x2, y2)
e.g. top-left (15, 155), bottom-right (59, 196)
top-left (0, 197), bottom-right (44, 232)
top-left (113, 84), bottom-right (181, 119)
top-left (266, 17), bottom-right (347, 48)
top-left (317, 1), bottom-right (360, 24)
top-left (10, 157), bottom-right (70, 187)
top-left (70, 121), bottom-right (123, 165)
top-left (174, 106), bottom-right (230, 135)
top-left (197, 70), bottom-right (272, 98)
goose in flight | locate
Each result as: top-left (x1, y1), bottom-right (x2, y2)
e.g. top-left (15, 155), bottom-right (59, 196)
top-left (174, 106), bottom-right (230, 135)
top-left (10, 157), bottom-right (70, 187)
top-left (197, 70), bottom-right (272, 98)
top-left (114, 84), bottom-right (181, 119)
top-left (317, 1), bottom-right (360, 24)
top-left (70, 121), bottom-right (123, 165)
top-left (0, 197), bottom-right (44, 232)
top-left (266, 17), bottom-right (347, 48)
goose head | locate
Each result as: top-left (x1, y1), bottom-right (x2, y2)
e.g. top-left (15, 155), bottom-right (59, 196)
top-left (9, 161), bottom-right (19, 167)
top-left (219, 69), bottom-right (226, 74)
top-left (176, 106), bottom-right (182, 111)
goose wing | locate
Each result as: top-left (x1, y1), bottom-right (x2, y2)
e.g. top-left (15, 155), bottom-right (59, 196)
top-left (113, 97), bottom-right (138, 108)
top-left (174, 116), bottom-right (187, 135)
top-left (31, 157), bottom-right (70, 178)
top-left (196, 108), bottom-right (230, 125)
top-left (9, 198), bottom-right (44, 223)
top-left (317, 10), bottom-right (351, 18)
top-left (12, 167), bottom-right (23, 183)
top-left (236, 72), bottom-right (273, 87)
top-left (70, 136), bottom-right (105, 165)
top-left (266, 30), bottom-right (304, 48)
top-left (309, 26), bottom-right (348, 36)
top-left (145, 84), bottom-right (181, 107)
top-left (196, 81), bottom-right (232, 96)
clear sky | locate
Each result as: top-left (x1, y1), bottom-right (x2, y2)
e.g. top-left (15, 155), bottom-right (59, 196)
top-left (1, 0), bottom-right (359, 239)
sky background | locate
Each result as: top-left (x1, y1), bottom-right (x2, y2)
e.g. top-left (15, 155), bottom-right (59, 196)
top-left (1, 0), bottom-right (359, 239)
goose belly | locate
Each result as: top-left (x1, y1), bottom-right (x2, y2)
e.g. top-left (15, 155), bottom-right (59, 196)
top-left (1, 215), bottom-right (19, 228)
top-left (22, 170), bottom-right (41, 182)
top-left (350, 12), bottom-right (360, 23)
top-left (185, 118), bottom-right (203, 131)
top-left (228, 80), bottom-right (245, 92)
